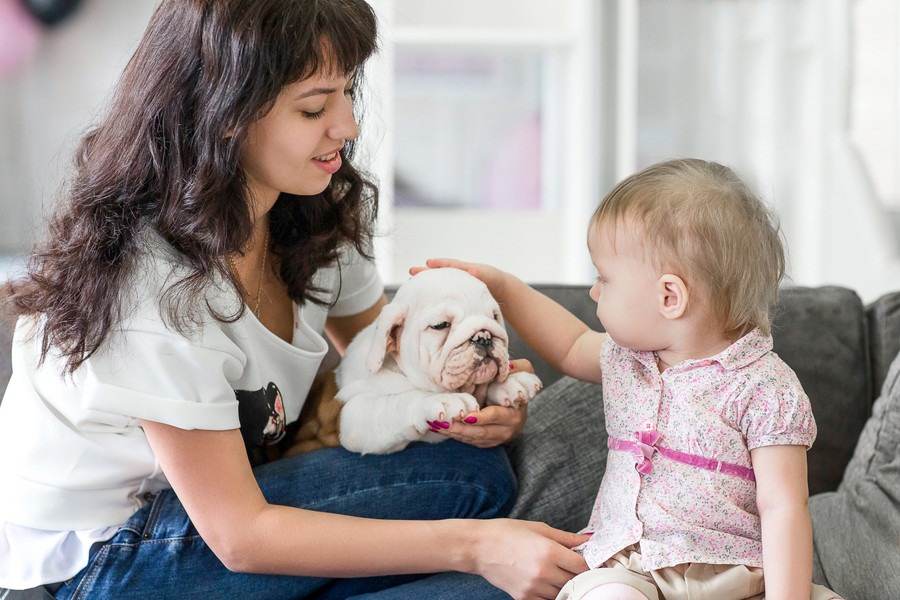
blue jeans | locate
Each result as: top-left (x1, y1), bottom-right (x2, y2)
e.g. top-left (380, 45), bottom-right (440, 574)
top-left (53, 441), bottom-right (516, 600)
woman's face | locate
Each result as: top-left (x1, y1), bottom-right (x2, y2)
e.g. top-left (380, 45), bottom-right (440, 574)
top-left (241, 69), bottom-right (359, 207)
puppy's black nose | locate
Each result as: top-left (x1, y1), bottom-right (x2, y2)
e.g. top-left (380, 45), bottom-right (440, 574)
top-left (472, 331), bottom-right (494, 350)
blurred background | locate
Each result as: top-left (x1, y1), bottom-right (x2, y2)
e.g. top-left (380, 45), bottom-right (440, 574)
top-left (1, 0), bottom-right (898, 303)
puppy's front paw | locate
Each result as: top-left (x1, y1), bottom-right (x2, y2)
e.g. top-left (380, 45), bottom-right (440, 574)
top-left (416, 392), bottom-right (481, 431)
top-left (485, 372), bottom-right (542, 408)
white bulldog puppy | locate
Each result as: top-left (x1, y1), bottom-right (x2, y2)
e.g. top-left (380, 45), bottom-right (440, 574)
top-left (335, 268), bottom-right (543, 455)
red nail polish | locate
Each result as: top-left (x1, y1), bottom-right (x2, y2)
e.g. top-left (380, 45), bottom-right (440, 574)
top-left (464, 416), bottom-right (478, 424)
top-left (509, 362), bottom-right (515, 370)
top-left (435, 420), bottom-right (451, 429)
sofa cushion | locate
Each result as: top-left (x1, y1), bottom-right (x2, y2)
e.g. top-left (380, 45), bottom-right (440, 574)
top-left (506, 376), bottom-right (606, 532)
top-left (809, 348), bottom-right (900, 599)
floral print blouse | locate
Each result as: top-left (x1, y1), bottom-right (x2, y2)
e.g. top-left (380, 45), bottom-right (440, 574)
top-left (578, 329), bottom-right (817, 571)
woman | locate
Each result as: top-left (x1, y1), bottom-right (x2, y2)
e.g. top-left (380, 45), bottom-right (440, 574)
top-left (0, 1), bottom-right (588, 598)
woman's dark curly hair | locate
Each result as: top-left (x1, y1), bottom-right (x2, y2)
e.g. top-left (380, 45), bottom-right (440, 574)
top-left (4, 0), bottom-right (379, 373)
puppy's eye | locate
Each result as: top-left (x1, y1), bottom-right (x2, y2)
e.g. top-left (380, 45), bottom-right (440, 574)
top-left (430, 321), bottom-right (451, 331)
top-left (493, 311), bottom-right (501, 322)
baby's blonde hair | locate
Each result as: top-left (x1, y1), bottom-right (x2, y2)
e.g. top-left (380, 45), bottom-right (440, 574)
top-left (590, 158), bottom-right (785, 337)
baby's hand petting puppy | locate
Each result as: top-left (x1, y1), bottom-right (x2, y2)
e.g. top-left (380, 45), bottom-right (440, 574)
top-left (486, 371), bottom-right (543, 408)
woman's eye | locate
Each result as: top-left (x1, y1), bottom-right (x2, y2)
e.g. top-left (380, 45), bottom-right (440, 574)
top-left (345, 76), bottom-right (357, 96)
top-left (429, 321), bottom-right (451, 331)
top-left (302, 109), bottom-right (326, 120)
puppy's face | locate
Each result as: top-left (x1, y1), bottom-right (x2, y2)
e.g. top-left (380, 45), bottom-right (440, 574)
top-left (365, 269), bottom-right (511, 393)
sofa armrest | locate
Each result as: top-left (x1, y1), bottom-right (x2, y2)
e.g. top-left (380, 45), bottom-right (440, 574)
top-left (866, 290), bottom-right (900, 397)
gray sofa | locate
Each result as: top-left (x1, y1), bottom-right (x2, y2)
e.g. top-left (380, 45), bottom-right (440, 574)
top-left (2, 284), bottom-right (898, 598)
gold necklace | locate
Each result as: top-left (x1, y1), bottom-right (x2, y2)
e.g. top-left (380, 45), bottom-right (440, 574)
top-left (230, 226), bottom-right (269, 319)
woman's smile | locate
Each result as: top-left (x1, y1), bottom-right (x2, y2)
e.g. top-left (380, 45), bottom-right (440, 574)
top-left (313, 148), bottom-right (343, 174)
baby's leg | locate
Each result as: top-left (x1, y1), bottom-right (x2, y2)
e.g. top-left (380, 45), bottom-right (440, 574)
top-left (555, 569), bottom-right (658, 600)
top-left (580, 583), bottom-right (651, 600)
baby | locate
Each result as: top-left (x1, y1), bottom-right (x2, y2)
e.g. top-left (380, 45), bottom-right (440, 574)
top-left (419, 159), bottom-right (841, 599)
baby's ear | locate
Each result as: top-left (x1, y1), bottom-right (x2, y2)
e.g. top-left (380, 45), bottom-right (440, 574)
top-left (657, 274), bottom-right (688, 319)
top-left (365, 303), bottom-right (406, 372)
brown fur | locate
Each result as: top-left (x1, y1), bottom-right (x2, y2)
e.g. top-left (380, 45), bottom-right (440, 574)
top-left (283, 370), bottom-right (343, 457)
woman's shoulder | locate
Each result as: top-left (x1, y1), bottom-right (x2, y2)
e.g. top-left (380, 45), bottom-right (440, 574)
top-left (119, 229), bottom-right (240, 338)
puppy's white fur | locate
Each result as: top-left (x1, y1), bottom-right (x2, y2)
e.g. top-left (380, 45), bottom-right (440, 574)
top-left (335, 268), bottom-right (542, 454)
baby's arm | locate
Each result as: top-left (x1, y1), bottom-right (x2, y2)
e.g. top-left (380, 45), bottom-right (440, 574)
top-left (414, 259), bottom-right (605, 383)
top-left (751, 444), bottom-right (813, 600)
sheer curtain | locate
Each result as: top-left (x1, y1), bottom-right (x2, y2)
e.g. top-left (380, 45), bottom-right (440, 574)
top-left (637, 0), bottom-right (898, 302)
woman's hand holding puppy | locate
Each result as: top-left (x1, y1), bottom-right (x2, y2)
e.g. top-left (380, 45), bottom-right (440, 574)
top-left (427, 358), bottom-right (533, 447)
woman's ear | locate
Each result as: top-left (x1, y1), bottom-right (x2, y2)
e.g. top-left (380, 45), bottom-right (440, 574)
top-left (657, 274), bottom-right (688, 320)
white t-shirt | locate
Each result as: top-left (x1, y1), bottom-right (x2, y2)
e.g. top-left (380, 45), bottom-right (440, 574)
top-left (0, 234), bottom-right (383, 588)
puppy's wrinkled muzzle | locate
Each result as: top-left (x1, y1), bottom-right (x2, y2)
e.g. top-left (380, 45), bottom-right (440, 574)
top-left (439, 329), bottom-right (509, 392)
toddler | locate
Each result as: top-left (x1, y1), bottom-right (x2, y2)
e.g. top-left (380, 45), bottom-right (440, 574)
top-left (420, 158), bottom-right (841, 599)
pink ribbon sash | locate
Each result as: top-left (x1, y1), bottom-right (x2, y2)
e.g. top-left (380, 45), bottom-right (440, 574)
top-left (608, 429), bottom-right (756, 482)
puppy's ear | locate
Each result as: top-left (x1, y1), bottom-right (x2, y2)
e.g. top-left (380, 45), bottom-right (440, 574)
top-left (365, 303), bottom-right (407, 372)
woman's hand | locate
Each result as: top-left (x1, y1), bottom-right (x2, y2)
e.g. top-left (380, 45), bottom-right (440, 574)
top-left (430, 404), bottom-right (528, 448)
top-left (467, 519), bottom-right (590, 600)
top-left (410, 258), bottom-right (512, 304)
top-left (426, 358), bottom-right (536, 447)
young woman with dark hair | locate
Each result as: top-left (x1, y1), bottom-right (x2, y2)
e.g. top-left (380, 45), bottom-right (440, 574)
top-left (0, 1), bottom-right (588, 598)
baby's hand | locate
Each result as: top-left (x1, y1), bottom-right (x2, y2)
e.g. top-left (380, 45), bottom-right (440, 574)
top-left (410, 258), bottom-right (511, 303)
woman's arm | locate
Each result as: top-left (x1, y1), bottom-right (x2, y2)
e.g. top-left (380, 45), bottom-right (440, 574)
top-left (752, 444), bottom-right (813, 600)
top-left (413, 259), bottom-right (605, 383)
top-left (141, 420), bottom-right (589, 598)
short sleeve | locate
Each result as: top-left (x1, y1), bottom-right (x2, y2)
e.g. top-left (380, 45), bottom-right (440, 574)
top-left (80, 321), bottom-right (246, 432)
top-left (328, 245), bottom-right (384, 318)
top-left (742, 357), bottom-right (817, 450)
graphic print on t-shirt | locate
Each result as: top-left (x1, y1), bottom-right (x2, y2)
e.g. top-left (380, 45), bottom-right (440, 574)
top-left (235, 382), bottom-right (286, 465)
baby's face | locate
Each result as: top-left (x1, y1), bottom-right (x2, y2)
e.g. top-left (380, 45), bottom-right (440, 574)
top-left (588, 220), bottom-right (668, 351)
